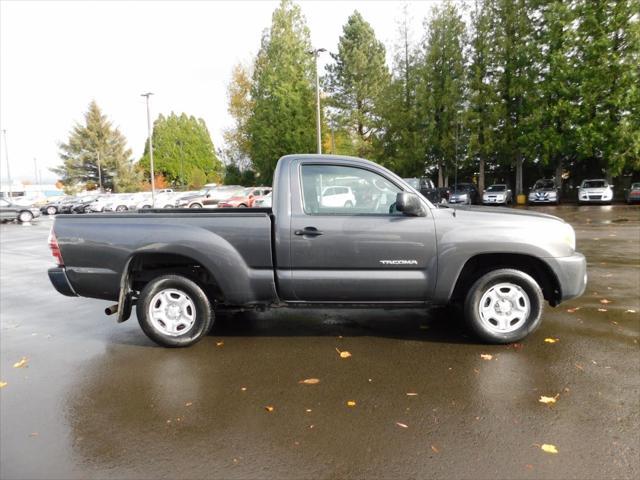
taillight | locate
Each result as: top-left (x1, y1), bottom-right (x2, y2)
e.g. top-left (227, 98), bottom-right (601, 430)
top-left (48, 228), bottom-right (64, 266)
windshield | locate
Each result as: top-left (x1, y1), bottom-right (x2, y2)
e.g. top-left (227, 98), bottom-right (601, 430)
top-left (582, 180), bottom-right (606, 188)
top-left (452, 185), bottom-right (472, 193)
top-left (403, 178), bottom-right (420, 189)
top-left (486, 185), bottom-right (506, 192)
top-left (534, 180), bottom-right (555, 189)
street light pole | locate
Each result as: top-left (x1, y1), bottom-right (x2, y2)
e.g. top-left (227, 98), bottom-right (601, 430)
top-left (141, 92), bottom-right (155, 204)
top-left (2, 130), bottom-right (12, 198)
top-left (309, 48), bottom-right (327, 154)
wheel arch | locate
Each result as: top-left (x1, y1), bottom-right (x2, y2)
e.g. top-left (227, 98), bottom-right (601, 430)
top-left (450, 253), bottom-right (562, 306)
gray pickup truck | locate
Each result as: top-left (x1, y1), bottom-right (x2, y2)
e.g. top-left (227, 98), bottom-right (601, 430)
top-left (48, 154), bottom-right (587, 347)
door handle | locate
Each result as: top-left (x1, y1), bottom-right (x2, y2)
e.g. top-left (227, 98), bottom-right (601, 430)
top-left (294, 227), bottom-right (323, 237)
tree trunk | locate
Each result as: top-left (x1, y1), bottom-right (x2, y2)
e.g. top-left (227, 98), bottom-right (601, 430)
top-left (515, 153), bottom-right (524, 196)
top-left (555, 157), bottom-right (563, 198)
top-left (438, 165), bottom-right (444, 188)
top-left (478, 156), bottom-right (485, 193)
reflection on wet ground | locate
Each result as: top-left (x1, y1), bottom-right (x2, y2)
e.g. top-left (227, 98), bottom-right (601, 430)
top-left (1, 205), bottom-right (638, 479)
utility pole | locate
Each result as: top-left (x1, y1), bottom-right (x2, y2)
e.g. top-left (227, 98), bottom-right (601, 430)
top-left (309, 48), bottom-right (327, 154)
top-left (2, 130), bottom-right (12, 198)
top-left (177, 139), bottom-right (185, 189)
top-left (33, 158), bottom-right (39, 190)
top-left (141, 92), bottom-right (155, 204)
top-left (96, 150), bottom-right (103, 192)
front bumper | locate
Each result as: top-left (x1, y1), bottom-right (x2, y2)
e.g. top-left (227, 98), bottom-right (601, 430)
top-left (48, 267), bottom-right (78, 297)
top-left (529, 197), bottom-right (557, 204)
top-left (546, 253), bottom-right (587, 303)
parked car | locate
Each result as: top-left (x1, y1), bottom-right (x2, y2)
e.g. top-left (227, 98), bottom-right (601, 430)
top-left (71, 195), bottom-right (102, 214)
top-left (624, 182), bottom-right (640, 204)
top-left (577, 179), bottom-right (614, 205)
top-left (47, 154), bottom-right (587, 348)
top-left (41, 196), bottom-right (71, 215)
top-left (321, 186), bottom-right (357, 208)
top-left (86, 195), bottom-right (116, 213)
top-left (175, 185), bottom-right (244, 208)
top-left (218, 187), bottom-right (273, 208)
top-left (528, 179), bottom-right (560, 205)
top-left (57, 197), bottom-right (82, 214)
top-left (403, 178), bottom-right (441, 204)
top-left (136, 191), bottom-right (181, 209)
top-left (482, 184), bottom-right (513, 205)
top-left (253, 191), bottom-right (272, 208)
top-left (448, 183), bottom-right (479, 205)
top-left (103, 194), bottom-right (133, 213)
top-left (0, 198), bottom-right (41, 223)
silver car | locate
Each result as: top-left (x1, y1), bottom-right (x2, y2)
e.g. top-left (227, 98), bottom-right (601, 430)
top-left (482, 184), bottom-right (513, 205)
top-left (578, 179), bottom-right (613, 205)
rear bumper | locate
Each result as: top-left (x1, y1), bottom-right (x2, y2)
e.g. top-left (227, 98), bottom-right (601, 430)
top-left (48, 267), bottom-right (78, 297)
top-left (546, 253), bottom-right (587, 303)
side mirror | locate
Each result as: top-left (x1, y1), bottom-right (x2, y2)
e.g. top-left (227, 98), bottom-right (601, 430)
top-left (205, 193), bottom-right (211, 198)
top-left (395, 192), bottom-right (425, 217)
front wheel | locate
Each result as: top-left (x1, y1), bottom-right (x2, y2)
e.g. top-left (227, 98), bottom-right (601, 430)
top-left (18, 211), bottom-right (34, 223)
top-left (136, 275), bottom-right (214, 347)
top-left (464, 268), bottom-right (543, 344)
top-left (46, 206), bottom-right (57, 215)
top-left (189, 203), bottom-right (203, 209)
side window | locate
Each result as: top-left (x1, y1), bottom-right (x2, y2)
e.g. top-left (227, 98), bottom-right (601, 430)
top-left (301, 164), bottom-right (402, 215)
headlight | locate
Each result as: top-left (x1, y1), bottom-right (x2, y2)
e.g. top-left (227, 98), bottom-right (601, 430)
top-left (561, 223), bottom-right (576, 251)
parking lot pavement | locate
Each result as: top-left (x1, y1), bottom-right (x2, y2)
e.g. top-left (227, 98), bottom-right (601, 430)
top-left (1, 206), bottom-right (639, 479)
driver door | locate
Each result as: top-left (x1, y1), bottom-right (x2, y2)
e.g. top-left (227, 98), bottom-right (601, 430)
top-left (289, 162), bottom-right (437, 303)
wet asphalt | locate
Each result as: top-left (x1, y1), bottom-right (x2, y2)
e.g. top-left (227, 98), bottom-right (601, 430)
top-left (0, 205), bottom-right (638, 480)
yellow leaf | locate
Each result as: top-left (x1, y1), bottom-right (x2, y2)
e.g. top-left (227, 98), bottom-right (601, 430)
top-left (541, 444), bottom-right (558, 454)
top-left (264, 405), bottom-right (274, 412)
top-left (406, 392), bottom-right (418, 396)
top-left (625, 309), bottom-right (636, 313)
top-left (299, 378), bottom-right (320, 385)
top-left (480, 354), bottom-right (493, 360)
top-left (216, 341), bottom-right (224, 347)
top-left (13, 357), bottom-right (28, 368)
top-left (241, 387), bottom-right (247, 391)
top-left (396, 422), bottom-right (408, 428)
top-left (185, 402), bottom-right (193, 407)
top-left (566, 307), bottom-right (580, 313)
top-left (539, 395), bottom-right (558, 405)
top-left (599, 299), bottom-right (611, 304)
top-left (544, 338), bottom-right (559, 343)
top-left (431, 445), bottom-right (440, 453)
top-left (0, 381), bottom-right (7, 388)
top-left (335, 348), bottom-right (351, 358)
top-left (346, 400), bottom-right (356, 407)
top-left (597, 308), bottom-right (607, 312)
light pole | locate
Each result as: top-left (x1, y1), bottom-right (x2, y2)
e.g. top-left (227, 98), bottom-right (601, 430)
top-left (141, 92), bottom-right (155, 204)
top-left (309, 48), bottom-right (327, 154)
top-left (2, 130), bottom-right (12, 198)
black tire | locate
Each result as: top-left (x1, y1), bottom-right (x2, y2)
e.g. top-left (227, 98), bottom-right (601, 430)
top-left (190, 203), bottom-right (203, 208)
top-left (116, 205), bottom-right (127, 212)
top-left (46, 206), bottom-right (57, 215)
top-left (344, 201), bottom-right (354, 208)
top-left (136, 274), bottom-right (213, 348)
top-left (238, 204), bottom-right (247, 208)
top-left (464, 268), bottom-right (544, 344)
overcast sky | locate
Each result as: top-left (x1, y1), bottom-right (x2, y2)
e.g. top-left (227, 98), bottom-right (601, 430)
top-left (0, 0), bottom-right (447, 183)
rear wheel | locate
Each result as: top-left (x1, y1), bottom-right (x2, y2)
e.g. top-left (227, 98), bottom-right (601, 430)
top-left (136, 275), bottom-right (213, 347)
top-left (190, 203), bottom-right (203, 208)
top-left (116, 205), bottom-right (127, 212)
top-left (464, 268), bottom-right (543, 344)
top-left (344, 201), bottom-right (354, 208)
top-left (46, 206), bottom-right (57, 215)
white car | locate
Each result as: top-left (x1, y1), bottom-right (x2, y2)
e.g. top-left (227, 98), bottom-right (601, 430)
top-left (482, 184), bottom-right (513, 205)
top-left (87, 195), bottom-right (116, 212)
top-left (321, 186), bottom-right (356, 208)
top-left (578, 179), bottom-right (613, 205)
top-left (136, 191), bottom-right (180, 209)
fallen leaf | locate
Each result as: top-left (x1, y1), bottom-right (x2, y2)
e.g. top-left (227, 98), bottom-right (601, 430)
top-left (0, 381), bottom-right (7, 389)
top-left (541, 444), bottom-right (558, 454)
top-left (544, 338), bottom-right (559, 343)
top-left (539, 395), bottom-right (559, 405)
top-left (480, 354), bottom-right (493, 360)
top-left (566, 307), bottom-right (580, 313)
top-left (29, 432), bottom-right (39, 437)
top-left (335, 348), bottom-right (352, 358)
top-left (626, 309), bottom-right (637, 313)
top-left (396, 422), bottom-right (408, 428)
top-left (346, 400), bottom-right (356, 407)
top-left (13, 357), bottom-right (28, 368)
top-left (264, 405), bottom-right (274, 413)
top-left (431, 445), bottom-right (440, 453)
top-left (406, 392), bottom-right (418, 396)
top-left (299, 378), bottom-right (320, 385)
top-left (305, 408), bottom-right (312, 413)
top-left (599, 299), bottom-right (611, 304)
top-left (241, 387), bottom-right (247, 391)
top-left (597, 308), bottom-right (608, 312)
top-left (185, 402), bottom-right (193, 407)
top-left (216, 341), bottom-right (224, 347)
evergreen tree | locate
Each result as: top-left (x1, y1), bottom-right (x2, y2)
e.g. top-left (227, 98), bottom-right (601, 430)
top-left (325, 10), bottom-right (390, 159)
top-left (139, 113), bottom-right (222, 187)
top-left (247, 0), bottom-right (316, 184)
top-left (54, 101), bottom-right (134, 192)
top-left (466, 0), bottom-right (499, 193)
top-left (378, 6), bottom-right (423, 176)
top-left (418, 1), bottom-right (466, 187)
top-left (573, 0), bottom-right (640, 177)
